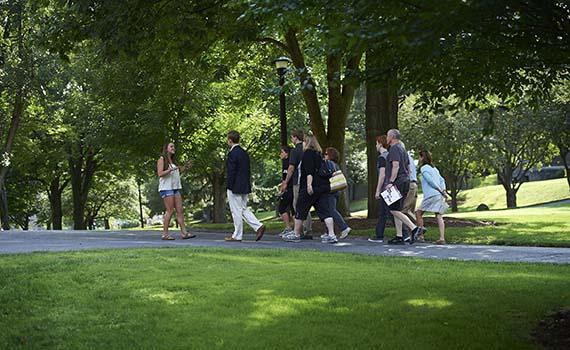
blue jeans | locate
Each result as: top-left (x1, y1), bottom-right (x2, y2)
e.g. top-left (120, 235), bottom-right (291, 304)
top-left (159, 189), bottom-right (181, 198)
top-left (329, 193), bottom-right (349, 231)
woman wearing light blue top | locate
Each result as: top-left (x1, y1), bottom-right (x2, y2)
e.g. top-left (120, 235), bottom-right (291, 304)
top-left (416, 150), bottom-right (448, 244)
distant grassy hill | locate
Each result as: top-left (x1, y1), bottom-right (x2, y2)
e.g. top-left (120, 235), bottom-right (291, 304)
top-left (350, 178), bottom-right (569, 216)
top-left (457, 178), bottom-right (569, 211)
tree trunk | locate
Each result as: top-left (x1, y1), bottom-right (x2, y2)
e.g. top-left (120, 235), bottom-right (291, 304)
top-left (22, 214), bottom-right (29, 231)
top-left (365, 50), bottom-right (399, 219)
top-left (137, 179), bottom-right (144, 228)
top-left (104, 218), bottom-right (110, 230)
top-left (68, 144), bottom-right (97, 230)
top-left (506, 187), bottom-right (517, 208)
top-left (87, 216), bottom-right (95, 230)
top-left (450, 187), bottom-right (459, 212)
top-left (212, 172), bottom-right (227, 223)
top-left (0, 3), bottom-right (27, 231)
top-left (559, 146), bottom-right (570, 190)
top-left (48, 177), bottom-right (65, 230)
top-left (446, 174), bottom-right (460, 213)
top-left (0, 179), bottom-right (9, 230)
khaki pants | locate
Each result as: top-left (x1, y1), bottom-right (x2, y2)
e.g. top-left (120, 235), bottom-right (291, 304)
top-left (293, 184), bottom-right (312, 232)
top-left (402, 181), bottom-right (418, 217)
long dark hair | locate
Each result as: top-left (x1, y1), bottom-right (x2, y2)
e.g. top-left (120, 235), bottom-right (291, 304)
top-left (161, 143), bottom-right (177, 171)
top-left (419, 150), bottom-right (433, 167)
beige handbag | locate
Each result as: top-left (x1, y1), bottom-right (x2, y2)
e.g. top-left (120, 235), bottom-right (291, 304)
top-left (330, 170), bottom-right (348, 192)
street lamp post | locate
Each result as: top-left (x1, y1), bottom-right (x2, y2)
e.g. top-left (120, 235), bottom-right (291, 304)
top-left (274, 56), bottom-right (291, 147)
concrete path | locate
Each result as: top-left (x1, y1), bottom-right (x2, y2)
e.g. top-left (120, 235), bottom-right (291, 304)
top-left (1, 230), bottom-right (569, 264)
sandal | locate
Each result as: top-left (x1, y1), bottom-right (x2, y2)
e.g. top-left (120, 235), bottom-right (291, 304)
top-left (181, 232), bottom-right (196, 239)
top-left (161, 234), bottom-right (175, 240)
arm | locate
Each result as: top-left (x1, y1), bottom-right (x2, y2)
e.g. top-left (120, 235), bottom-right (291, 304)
top-left (157, 157), bottom-right (174, 177)
top-left (386, 161), bottom-right (399, 187)
top-left (307, 174), bottom-right (314, 195)
top-left (227, 153), bottom-right (238, 190)
top-left (422, 167), bottom-right (444, 193)
top-left (375, 167), bottom-right (386, 199)
top-left (281, 164), bottom-right (296, 192)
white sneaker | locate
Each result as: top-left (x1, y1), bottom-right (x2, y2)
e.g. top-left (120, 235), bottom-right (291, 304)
top-left (279, 229), bottom-right (293, 238)
top-left (283, 232), bottom-right (301, 243)
top-left (340, 227), bottom-right (352, 240)
top-left (321, 233), bottom-right (338, 244)
top-left (320, 233), bottom-right (329, 239)
top-left (368, 238), bottom-right (383, 243)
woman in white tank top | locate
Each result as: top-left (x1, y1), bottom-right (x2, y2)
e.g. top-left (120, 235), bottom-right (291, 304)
top-left (157, 142), bottom-right (196, 240)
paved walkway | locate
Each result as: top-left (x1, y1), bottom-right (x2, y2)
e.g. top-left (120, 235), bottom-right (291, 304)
top-left (1, 230), bottom-right (569, 264)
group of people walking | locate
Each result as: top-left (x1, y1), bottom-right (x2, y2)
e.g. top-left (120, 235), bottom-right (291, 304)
top-left (156, 128), bottom-right (448, 245)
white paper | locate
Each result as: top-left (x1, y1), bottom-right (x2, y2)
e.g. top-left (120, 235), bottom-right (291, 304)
top-left (381, 186), bottom-right (403, 205)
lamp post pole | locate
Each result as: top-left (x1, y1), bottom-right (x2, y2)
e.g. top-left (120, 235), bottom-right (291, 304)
top-left (274, 56), bottom-right (291, 147)
top-left (278, 67), bottom-right (287, 147)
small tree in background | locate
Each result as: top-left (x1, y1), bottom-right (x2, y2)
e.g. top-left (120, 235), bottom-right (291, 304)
top-left (401, 99), bottom-right (480, 212)
top-left (480, 104), bottom-right (557, 208)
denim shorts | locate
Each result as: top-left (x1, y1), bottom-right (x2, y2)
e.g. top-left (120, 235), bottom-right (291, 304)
top-left (159, 189), bottom-right (181, 198)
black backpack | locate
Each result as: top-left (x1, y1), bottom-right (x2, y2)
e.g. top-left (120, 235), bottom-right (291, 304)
top-left (317, 158), bottom-right (335, 179)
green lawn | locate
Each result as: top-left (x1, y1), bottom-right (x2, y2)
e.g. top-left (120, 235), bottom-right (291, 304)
top-left (457, 178), bottom-right (570, 211)
top-left (349, 205), bottom-right (570, 247)
top-left (350, 178), bottom-right (570, 215)
top-left (1, 248), bottom-right (569, 349)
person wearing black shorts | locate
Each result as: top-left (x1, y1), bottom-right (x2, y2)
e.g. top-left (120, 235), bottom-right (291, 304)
top-left (278, 146), bottom-right (294, 236)
top-left (282, 135), bottom-right (337, 243)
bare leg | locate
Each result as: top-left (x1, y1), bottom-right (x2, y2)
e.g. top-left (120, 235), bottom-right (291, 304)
top-left (162, 196), bottom-right (175, 238)
top-left (436, 214), bottom-right (445, 241)
top-left (416, 209), bottom-right (425, 228)
top-left (281, 212), bottom-right (292, 230)
top-left (395, 217), bottom-right (403, 237)
top-left (390, 210), bottom-right (417, 231)
top-left (294, 218), bottom-right (304, 235)
top-left (324, 217), bottom-right (335, 236)
top-left (173, 194), bottom-right (188, 236)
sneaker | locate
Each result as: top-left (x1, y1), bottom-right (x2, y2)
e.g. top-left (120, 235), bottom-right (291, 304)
top-left (410, 226), bottom-right (426, 243)
top-left (367, 238), bottom-right (384, 243)
top-left (321, 234), bottom-right (338, 244)
top-left (283, 232), bottom-right (301, 243)
top-left (300, 233), bottom-right (313, 240)
top-left (320, 233), bottom-right (329, 239)
top-left (388, 236), bottom-right (405, 245)
top-left (340, 227), bottom-right (352, 240)
top-left (279, 229), bottom-right (293, 238)
top-left (403, 235), bottom-right (411, 242)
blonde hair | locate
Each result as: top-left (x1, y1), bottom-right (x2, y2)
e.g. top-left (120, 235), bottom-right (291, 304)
top-left (303, 135), bottom-right (322, 153)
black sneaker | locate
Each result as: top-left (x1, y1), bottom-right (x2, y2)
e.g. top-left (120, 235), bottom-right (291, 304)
top-left (300, 233), bottom-right (313, 240)
top-left (388, 236), bottom-right (405, 245)
top-left (410, 227), bottom-right (425, 243)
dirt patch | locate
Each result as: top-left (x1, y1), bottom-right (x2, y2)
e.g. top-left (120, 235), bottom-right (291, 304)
top-left (309, 216), bottom-right (494, 233)
top-left (533, 309), bottom-right (570, 350)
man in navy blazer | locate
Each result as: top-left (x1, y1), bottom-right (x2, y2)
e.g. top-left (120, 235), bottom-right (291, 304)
top-left (225, 130), bottom-right (266, 242)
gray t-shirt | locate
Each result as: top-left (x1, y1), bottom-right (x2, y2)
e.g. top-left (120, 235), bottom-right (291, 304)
top-left (385, 142), bottom-right (410, 185)
top-left (289, 142), bottom-right (304, 186)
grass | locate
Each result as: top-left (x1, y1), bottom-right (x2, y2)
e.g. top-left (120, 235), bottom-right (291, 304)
top-left (1, 248), bottom-right (569, 349)
top-left (349, 205), bottom-right (570, 247)
top-left (456, 178), bottom-right (569, 211)
top-left (350, 178), bottom-right (570, 215)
